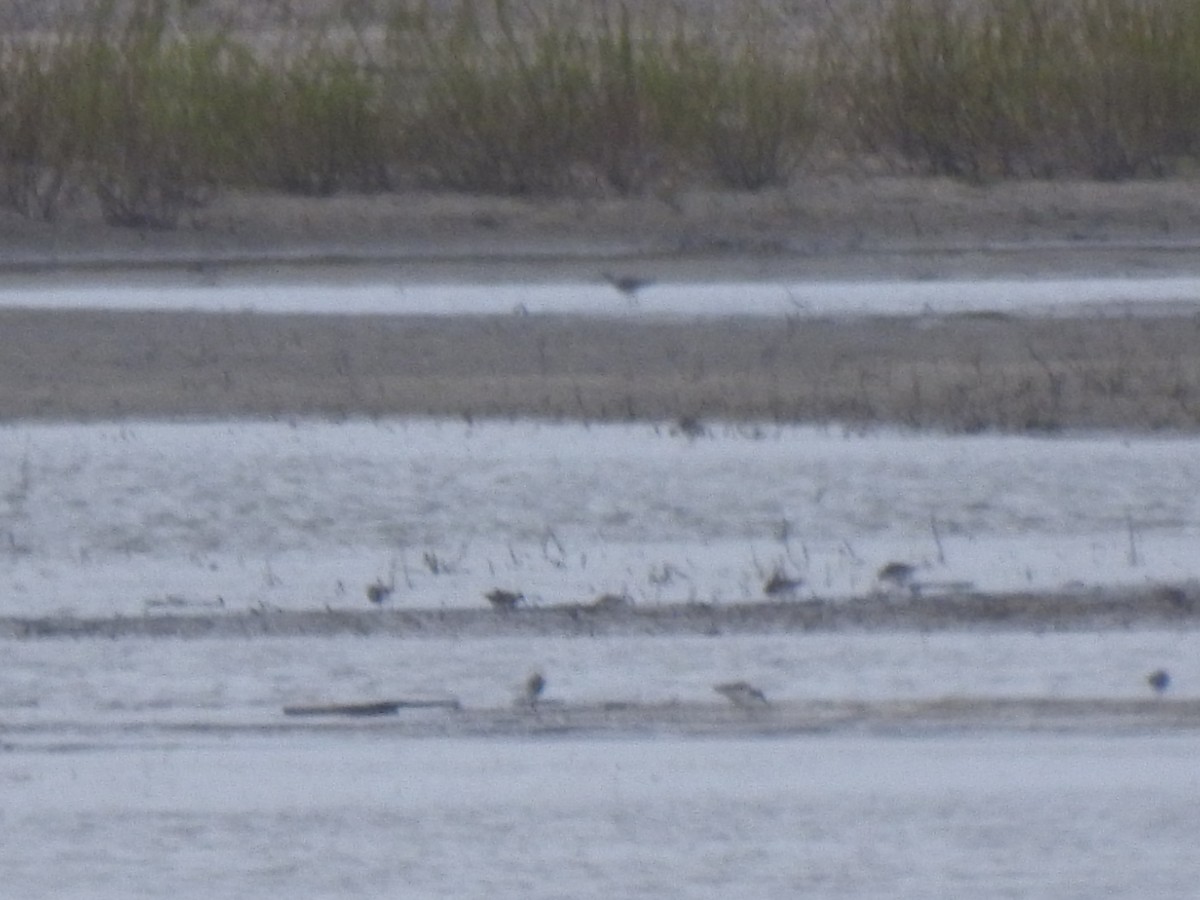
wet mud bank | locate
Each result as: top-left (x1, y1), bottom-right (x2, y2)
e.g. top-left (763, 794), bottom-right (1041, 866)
top-left (4, 307), bottom-right (1200, 429)
top-left (5, 583), bottom-right (1198, 641)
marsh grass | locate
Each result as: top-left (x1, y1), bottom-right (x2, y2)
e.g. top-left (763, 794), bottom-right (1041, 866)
top-left (254, 46), bottom-right (388, 194)
top-left (0, 0), bottom-right (817, 222)
top-left (847, 0), bottom-right (1200, 179)
top-left (1, 0), bottom-right (1199, 227)
top-left (388, 1), bottom-right (812, 193)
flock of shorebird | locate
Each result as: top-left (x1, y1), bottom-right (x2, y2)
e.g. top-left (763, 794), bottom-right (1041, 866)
top-left (353, 328), bottom-right (1178, 706)
top-left (514, 668), bottom-right (1173, 712)
top-left (516, 670), bottom-right (772, 711)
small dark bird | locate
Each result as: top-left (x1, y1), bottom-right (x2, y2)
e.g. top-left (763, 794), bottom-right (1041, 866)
top-left (602, 272), bottom-right (653, 297)
top-left (592, 592), bottom-right (630, 611)
top-left (714, 681), bottom-right (770, 709)
top-left (485, 589), bottom-right (524, 610)
top-left (1148, 669), bottom-right (1171, 694)
top-left (366, 580), bottom-right (392, 605)
top-left (523, 671), bottom-right (546, 708)
top-left (877, 561), bottom-right (916, 588)
top-left (670, 415), bottom-right (706, 439)
top-left (763, 568), bottom-right (803, 597)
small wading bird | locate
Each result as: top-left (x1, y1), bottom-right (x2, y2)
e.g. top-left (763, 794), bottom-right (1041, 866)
top-left (601, 271), bottom-right (653, 298)
top-left (366, 579), bottom-right (392, 605)
top-left (591, 592), bottom-right (630, 611)
top-left (877, 561), bottom-right (916, 590)
top-left (485, 589), bottom-right (524, 610)
top-left (714, 681), bottom-right (770, 709)
top-left (521, 671), bottom-right (546, 709)
top-left (763, 568), bottom-right (803, 597)
top-left (1148, 669), bottom-right (1171, 694)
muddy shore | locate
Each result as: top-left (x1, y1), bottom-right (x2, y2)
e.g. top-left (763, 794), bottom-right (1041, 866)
top-left (5, 178), bottom-right (1200, 429)
top-left (6, 176), bottom-right (1200, 283)
top-left (6, 583), bottom-right (1198, 641)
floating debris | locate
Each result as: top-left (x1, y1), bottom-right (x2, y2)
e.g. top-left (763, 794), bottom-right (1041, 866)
top-left (283, 698), bottom-right (460, 717)
top-left (1148, 669), bottom-right (1171, 694)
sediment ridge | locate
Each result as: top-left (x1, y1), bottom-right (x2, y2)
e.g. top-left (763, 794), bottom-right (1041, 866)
top-left (5, 583), bottom-right (1197, 641)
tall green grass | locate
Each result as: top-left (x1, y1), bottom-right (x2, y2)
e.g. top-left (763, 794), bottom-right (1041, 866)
top-left (387, 1), bottom-right (812, 193)
top-left (846, 0), bottom-right (1200, 179)
top-left (0, 0), bottom-right (1199, 228)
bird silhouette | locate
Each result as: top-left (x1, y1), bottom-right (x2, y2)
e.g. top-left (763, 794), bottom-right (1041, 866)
top-left (877, 561), bottom-right (916, 590)
top-left (601, 272), bottom-right (653, 298)
top-left (1148, 669), bottom-right (1171, 694)
top-left (485, 589), bottom-right (524, 610)
top-left (366, 580), bottom-right (392, 604)
top-left (523, 671), bottom-right (546, 709)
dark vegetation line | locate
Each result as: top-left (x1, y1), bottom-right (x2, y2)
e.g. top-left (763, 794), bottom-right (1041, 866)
top-left (3, 583), bottom-right (1197, 640)
top-left (2, 0), bottom-right (1199, 229)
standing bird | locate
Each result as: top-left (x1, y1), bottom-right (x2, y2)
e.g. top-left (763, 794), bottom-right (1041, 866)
top-left (522, 671), bottom-right (546, 709)
top-left (877, 561), bottom-right (916, 588)
top-left (602, 272), bottom-right (653, 298)
top-left (1148, 669), bottom-right (1171, 694)
top-left (366, 579), bottom-right (392, 605)
top-left (485, 589), bottom-right (524, 611)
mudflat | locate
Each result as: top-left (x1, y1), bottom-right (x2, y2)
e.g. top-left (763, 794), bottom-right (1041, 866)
top-left (3, 306), bottom-right (1200, 430)
top-left (4, 176), bottom-right (1200, 428)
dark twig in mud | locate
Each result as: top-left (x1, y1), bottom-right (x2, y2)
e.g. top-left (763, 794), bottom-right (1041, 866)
top-left (929, 514), bottom-right (946, 565)
top-left (1126, 511), bottom-right (1140, 568)
top-left (541, 528), bottom-right (567, 569)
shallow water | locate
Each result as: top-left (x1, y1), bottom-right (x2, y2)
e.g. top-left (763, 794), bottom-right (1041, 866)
top-left (4, 275), bottom-right (1200, 317)
top-left (1, 420), bottom-right (1198, 619)
top-left (2, 630), bottom-right (1195, 741)
top-left (4, 733), bottom-right (1198, 900)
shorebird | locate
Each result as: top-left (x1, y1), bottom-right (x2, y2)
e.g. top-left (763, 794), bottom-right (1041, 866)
top-left (592, 592), bottom-right (631, 611)
top-left (601, 271), bottom-right (653, 298)
top-left (367, 560), bottom-right (397, 604)
top-left (877, 561), bottom-right (917, 590)
top-left (366, 579), bottom-right (392, 605)
top-left (670, 415), bottom-right (706, 439)
top-left (714, 681), bottom-right (770, 709)
top-left (523, 671), bottom-right (546, 709)
top-left (763, 568), bottom-right (803, 597)
top-left (485, 589), bottom-right (524, 610)
top-left (1148, 669), bottom-right (1171, 694)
